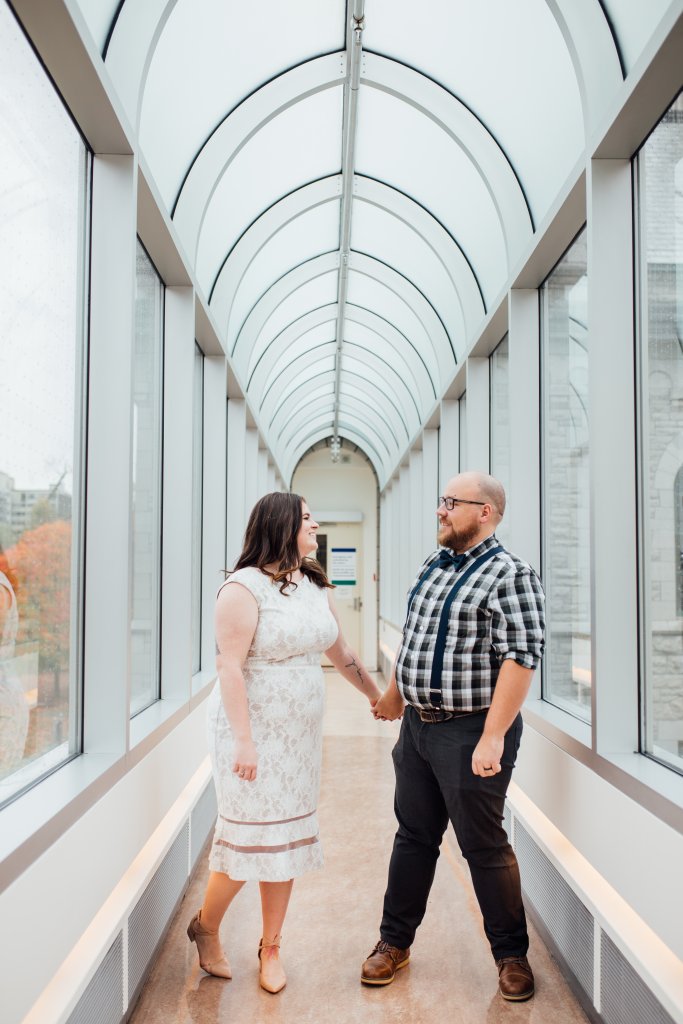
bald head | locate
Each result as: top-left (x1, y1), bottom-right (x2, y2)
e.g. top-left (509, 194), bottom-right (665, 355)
top-left (448, 472), bottom-right (506, 520)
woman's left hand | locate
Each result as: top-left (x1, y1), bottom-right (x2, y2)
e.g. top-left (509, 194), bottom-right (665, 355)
top-left (232, 737), bottom-right (258, 782)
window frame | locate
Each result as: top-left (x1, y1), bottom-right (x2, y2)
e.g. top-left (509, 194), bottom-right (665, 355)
top-left (130, 236), bottom-right (166, 719)
top-left (539, 224), bottom-right (592, 726)
top-left (633, 92), bottom-right (683, 778)
top-left (0, 5), bottom-right (93, 807)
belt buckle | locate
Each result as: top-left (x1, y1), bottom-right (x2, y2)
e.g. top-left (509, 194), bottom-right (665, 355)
top-left (418, 707), bottom-right (449, 723)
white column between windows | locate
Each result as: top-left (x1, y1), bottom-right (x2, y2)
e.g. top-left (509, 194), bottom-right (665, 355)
top-left (83, 155), bottom-right (136, 755)
top-left (587, 158), bottom-right (638, 755)
top-left (201, 356), bottom-right (228, 673)
top-left (422, 428), bottom-right (439, 558)
top-left (465, 357), bottom-right (490, 473)
top-left (226, 398), bottom-right (247, 569)
top-left (440, 399), bottom-right (459, 485)
top-left (161, 287), bottom-right (194, 701)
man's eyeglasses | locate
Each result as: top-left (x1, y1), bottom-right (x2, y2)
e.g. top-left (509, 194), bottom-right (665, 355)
top-left (438, 495), bottom-right (486, 511)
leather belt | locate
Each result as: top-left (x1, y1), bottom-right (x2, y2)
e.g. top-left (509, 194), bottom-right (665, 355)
top-left (413, 706), bottom-right (487, 724)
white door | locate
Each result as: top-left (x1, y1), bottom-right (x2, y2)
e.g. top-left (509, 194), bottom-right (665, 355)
top-left (317, 522), bottom-right (363, 663)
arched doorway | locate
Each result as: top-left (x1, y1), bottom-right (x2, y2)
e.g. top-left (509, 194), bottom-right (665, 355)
top-left (292, 440), bottom-right (379, 670)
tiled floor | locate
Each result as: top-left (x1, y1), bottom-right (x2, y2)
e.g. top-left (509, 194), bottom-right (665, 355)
top-left (129, 673), bottom-right (589, 1024)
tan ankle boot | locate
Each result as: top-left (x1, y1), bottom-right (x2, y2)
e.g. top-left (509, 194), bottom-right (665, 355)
top-left (258, 935), bottom-right (286, 993)
top-left (187, 910), bottom-right (232, 979)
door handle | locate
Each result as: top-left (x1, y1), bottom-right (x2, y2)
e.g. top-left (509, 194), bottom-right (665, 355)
top-left (353, 597), bottom-right (363, 611)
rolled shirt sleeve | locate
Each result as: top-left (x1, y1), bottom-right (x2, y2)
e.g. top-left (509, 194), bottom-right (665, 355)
top-left (489, 568), bottom-right (545, 669)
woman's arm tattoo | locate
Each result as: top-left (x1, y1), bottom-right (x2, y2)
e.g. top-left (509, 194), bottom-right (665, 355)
top-left (345, 655), bottom-right (364, 687)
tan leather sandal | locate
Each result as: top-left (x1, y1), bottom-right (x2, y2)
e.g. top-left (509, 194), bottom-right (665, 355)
top-left (258, 934), bottom-right (286, 993)
top-left (187, 910), bottom-right (232, 979)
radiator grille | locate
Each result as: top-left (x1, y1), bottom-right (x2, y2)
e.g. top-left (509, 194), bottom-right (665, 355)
top-left (190, 781), bottom-right (217, 867)
top-left (601, 932), bottom-right (676, 1024)
top-left (128, 822), bottom-right (189, 1000)
top-left (66, 931), bottom-right (123, 1024)
top-left (515, 821), bottom-right (594, 999)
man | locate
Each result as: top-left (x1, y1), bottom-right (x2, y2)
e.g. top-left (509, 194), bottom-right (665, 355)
top-left (364, 472), bottom-right (545, 1001)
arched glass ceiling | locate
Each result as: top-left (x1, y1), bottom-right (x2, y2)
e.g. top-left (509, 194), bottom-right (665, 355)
top-left (351, 202), bottom-right (467, 347)
top-left (195, 88), bottom-right (343, 293)
top-left (138, 0), bottom-right (344, 205)
top-left (600, 0), bottom-right (673, 72)
top-left (362, 0), bottom-right (585, 220)
top-left (228, 202), bottom-right (341, 346)
top-left (70, 0), bottom-right (667, 484)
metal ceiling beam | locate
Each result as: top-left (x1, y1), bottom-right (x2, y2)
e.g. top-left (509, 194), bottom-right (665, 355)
top-left (332, 0), bottom-right (365, 458)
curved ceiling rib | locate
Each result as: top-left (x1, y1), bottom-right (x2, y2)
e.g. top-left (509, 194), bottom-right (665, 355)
top-left (278, 393), bottom-right (400, 455)
top-left (349, 252), bottom-right (455, 375)
top-left (246, 302), bottom-right (437, 409)
top-left (257, 344), bottom-right (423, 443)
top-left (268, 369), bottom-right (411, 443)
top-left (247, 304), bottom-right (337, 387)
top-left (250, 315), bottom-right (433, 418)
top-left (173, 51), bottom-right (534, 274)
top-left (545, 0), bottom-right (622, 134)
top-left (231, 251), bottom-right (454, 390)
top-left (209, 175), bottom-right (484, 356)
top-left (104, 0), bottom-right (180, 129)
top-left (256, 341), bottom-right (424, 435)
top-left (284, 425), bottom-right (389, 485)
top-left (172, 53), bottom-right (345, 259)
top-left (361, 51), bottom-right (532, 258)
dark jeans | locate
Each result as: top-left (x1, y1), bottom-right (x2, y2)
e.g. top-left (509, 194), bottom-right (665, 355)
top-left (380, 705), bottom-right (528, 961)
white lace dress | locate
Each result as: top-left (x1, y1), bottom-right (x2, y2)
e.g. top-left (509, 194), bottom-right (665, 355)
top-left (206, 566), bottom-right (338, 881)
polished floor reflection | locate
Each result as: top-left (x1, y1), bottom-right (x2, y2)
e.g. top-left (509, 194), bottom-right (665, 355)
top-left (129, 673), bottom-right (588, 1024)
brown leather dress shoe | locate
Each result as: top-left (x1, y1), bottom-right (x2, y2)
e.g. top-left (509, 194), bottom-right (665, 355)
top-left (361, 940), bottom-right (410, 985)
top-left (496, 955), bottom-right (534, 1001)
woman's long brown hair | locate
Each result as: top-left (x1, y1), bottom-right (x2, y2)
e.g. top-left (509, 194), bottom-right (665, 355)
top-left (229, 492), bottom-right (333, 593)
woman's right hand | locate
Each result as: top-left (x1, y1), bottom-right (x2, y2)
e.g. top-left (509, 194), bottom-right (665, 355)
top-left (232, 738), bottom-right (258, 782)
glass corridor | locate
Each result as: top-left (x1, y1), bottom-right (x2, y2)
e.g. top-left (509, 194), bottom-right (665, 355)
top-left (1, 2), bottom-right (682, 1023)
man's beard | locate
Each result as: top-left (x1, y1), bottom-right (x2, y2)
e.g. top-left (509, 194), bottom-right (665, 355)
top-left (438, 520), bottom-right (480, 553)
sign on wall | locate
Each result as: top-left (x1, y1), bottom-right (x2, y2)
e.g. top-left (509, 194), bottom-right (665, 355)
top-left (330, 547), bottom-right (357, 585)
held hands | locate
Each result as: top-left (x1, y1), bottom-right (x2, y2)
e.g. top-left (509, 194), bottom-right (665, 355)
top-left (471, 733), bottom-right (504, 777)
top-left (372, 687), bottom-right (405, 722)
top-left (233, 738), bottom-right (258, 782)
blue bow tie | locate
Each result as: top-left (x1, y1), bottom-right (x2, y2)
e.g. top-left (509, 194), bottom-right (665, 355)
top-left (436, 549), bottom-right (467, 571)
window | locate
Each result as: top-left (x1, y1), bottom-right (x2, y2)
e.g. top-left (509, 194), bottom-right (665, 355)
top-left (541, 228), bottom-right (591, 722)
top-left (490, 335), bottom-right (511, 547)
top-left (637, 92), bottom-right (683, 774)
top-left (130, 241), bottom-right (164, 716)
top-left (0, 2), bottom-right (90, 804)
top-left (191, 343), bottom-right (204, 674)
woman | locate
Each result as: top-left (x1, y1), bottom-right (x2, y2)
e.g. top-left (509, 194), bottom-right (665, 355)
top-left (188, 492), bottom-right (382, 993)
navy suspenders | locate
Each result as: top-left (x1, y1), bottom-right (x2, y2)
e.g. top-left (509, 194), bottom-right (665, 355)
top-left (403, 546), bottom-right (503, 708)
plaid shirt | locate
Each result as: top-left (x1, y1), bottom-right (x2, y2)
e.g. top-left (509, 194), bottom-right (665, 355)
top-left (396, 535), bottom-right (545, 712)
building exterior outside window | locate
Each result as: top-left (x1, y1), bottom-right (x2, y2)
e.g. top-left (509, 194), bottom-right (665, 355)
top-left (490, 335), bottom-right (511, 548)
top-left (0, 2), bottom-right (89, 804)
top-left (637, 91), bottom-right (683, 774)
top-left (130, 242), bottom-right (164, 716)
top-left (541, 228), bottom-right (591, 722)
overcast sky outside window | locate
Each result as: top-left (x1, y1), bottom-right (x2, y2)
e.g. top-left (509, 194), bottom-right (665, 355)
top-left (0, 2), bottom-right (83, 494)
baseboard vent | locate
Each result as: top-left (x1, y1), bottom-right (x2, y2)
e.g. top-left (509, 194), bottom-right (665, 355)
top-left (64, 780), bottom-right (215, 1024)
top-left (128, 822), bottom-right (189, 1002)
top-left (601, 932), bottom-right (676, 1024)
top-left (191, 781), bottom-right (217, 868)
top-left (515, 820), bottom-right (594, 1000)
top-left (66, 931), bottom-right (123, 1024)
